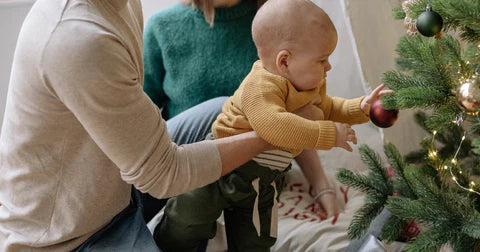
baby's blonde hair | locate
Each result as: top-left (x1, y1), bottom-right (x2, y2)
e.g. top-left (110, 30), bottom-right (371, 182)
top-left (182, 0), bottom-right (267, 26)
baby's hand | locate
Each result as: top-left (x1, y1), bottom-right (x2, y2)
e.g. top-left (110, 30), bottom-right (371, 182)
top-left (360, 83), bottom-right (395, 115)
top-left (335, 122), bottom-right (356, 152)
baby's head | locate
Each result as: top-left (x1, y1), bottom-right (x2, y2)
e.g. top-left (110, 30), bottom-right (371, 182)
top-left (252, 0), bottom-right (337, 91)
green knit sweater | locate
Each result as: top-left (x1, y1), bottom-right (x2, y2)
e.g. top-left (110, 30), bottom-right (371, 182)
top-left (143, 0), bottom-right (259, 120)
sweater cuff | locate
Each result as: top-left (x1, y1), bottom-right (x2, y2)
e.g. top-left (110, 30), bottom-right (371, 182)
top-left (348, 96), bottom-right (370, 124)
top-left (182, 140), bottom-right (222, 188)
top-left (315, 121), bottom-right (337, 150)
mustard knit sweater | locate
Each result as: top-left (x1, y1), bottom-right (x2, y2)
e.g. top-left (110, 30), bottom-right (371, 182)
top-left (212, 60), bottom-right (370, 156)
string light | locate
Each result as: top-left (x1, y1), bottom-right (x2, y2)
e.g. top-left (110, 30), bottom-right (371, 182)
top-left (429, 128), bottom-right (480, 196)
top-left (447, 130), bottom-right (480, 195)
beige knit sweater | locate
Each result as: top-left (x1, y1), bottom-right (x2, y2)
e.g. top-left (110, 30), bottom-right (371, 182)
top-left (0, 0), bottom-right (222, 250)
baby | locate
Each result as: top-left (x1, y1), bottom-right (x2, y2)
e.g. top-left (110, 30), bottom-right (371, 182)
top-left (154, 0), bottom-right (392, 251)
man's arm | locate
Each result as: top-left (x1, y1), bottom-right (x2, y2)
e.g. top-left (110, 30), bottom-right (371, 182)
top-left (216, 131), bottom-right (273, 176)
top-left (41, 21), bottom-right (270, 198)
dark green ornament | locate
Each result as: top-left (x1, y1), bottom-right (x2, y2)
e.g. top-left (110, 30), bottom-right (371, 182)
top-left (416, 5), bottom-right (443, 37)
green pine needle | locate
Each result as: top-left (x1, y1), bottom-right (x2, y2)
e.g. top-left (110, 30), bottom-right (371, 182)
top-left (381, 215), bottom-right (406, 243)
top-left (336, 168), bottom-right (385, 194)
top-left (404, 229), bottom-right (449, 252)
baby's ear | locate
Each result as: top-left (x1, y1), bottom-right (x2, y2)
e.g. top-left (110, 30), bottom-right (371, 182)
top-left (275, 49), bottom-right (291, 74)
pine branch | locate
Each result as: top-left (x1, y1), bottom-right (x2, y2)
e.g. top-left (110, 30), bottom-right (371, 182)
top-left (402, 164), bottom-right (429, 199)
top-left (395, 87), bottom-right (447, 109)
top-left (386, 196), bottom-right (441, 225)
top-left (462, 212), bottom-right (480, 239)
top-left (348, 194), bottom-right (386, 239)
top-left (395, 36), bottom-right (437, 74)
top-left (381, 215), bottom-right (406, 243)
top-left (404, 174), bottom-right (447, 213)
top-left (384, 142), bottom-right (416, 198)
top-left (395, 36), bottom-right (453, 90)
top-left (462, 44), bottom-right (480, 65)
top-left (468, 116), bottom-right (480, 135)
top-left (404, 229), bottom-right (449, 252)
top-left (391, 177), bottom-right (417, 198)
top-left (405, 149), bottom-right (428, 164)
top-left (392, 7), bottom-right (406, 19)
top-left (358, 145), bottom-right (392, 193)
top-left (359, 145), bottom-right (385, 176)
top-left (438, 34), bottom-right (472, 81)
top-left (336, 168), bottom-right (382, 194)
top-left (382, 71), bottom-right (431, 91)
top-left (425, 101), bottom-right (463, 130)
top-left (439, 34), bottom-right (462, 64)
top-left (450, 235), bottom-right (479, 252)
top-left (382, 35), bottom-right (465, 113)
top-left (435, 0), bottom-right (480, 44)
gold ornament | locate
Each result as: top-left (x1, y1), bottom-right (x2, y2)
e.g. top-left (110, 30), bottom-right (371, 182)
top-left (456, 75), bottom-right (480, 115)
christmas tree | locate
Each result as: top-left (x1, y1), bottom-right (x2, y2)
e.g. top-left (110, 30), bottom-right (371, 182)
top-left (337, 0), bottom-right (480, 251)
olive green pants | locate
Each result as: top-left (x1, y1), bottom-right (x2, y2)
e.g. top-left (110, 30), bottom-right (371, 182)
top-left (154, 161), bottom-right (290, 252)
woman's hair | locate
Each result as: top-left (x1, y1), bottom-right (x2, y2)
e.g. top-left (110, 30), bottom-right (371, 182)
top-left (181, 0), bottom-right (267, 26)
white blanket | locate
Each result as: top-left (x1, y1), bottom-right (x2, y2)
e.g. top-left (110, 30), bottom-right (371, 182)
top-left (272, 162), bottom-right (365, 252)
top-left (147, 166), bottom-right (366, 252)
top-left (148, 123), bottom-right (383, 252)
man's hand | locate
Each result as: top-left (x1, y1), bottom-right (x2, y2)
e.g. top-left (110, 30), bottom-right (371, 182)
top-left (360, 83), bottom-right (395, 115)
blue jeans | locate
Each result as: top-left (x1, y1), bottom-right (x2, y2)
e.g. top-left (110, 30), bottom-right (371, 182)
top-left (75, 97), bottom-right (228, 251)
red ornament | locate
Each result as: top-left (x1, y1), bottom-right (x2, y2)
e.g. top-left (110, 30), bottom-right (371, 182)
top-left (369, 100), bottom-right (399, 128)
top-left (399, 221), bottom-right (421, 242)
top-left (386, 166), bottom-right (395, 178)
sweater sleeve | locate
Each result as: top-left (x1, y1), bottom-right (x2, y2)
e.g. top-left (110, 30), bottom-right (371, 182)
top-left (241, 77), bottom-right (336, 151)
top-left (143, 15), bottom-right (167, 110)
top-left (320, 85), bottom-right (370, 125)
top-left (41, 21), bottom-right (222, 198)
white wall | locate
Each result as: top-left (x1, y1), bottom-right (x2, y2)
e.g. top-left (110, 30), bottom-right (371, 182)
top-left (0, 0), bottom-right (177, 129)
top-left (141, 0), bottom-right (177, 25)
top-left (0, 0), bottom-right (35, 129)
